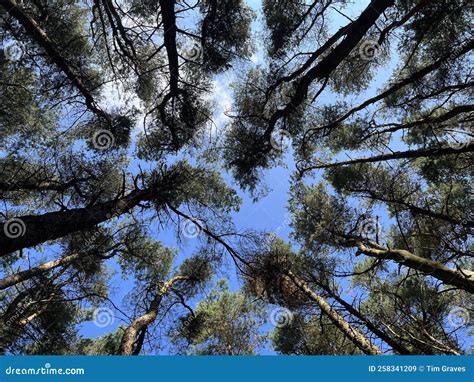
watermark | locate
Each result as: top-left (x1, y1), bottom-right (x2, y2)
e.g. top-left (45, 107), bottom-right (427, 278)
top-left (93, 307), bottom-right (115, 328)
top-left (270, 129), bottom-right (292, 151)
top-left (180, 218), bottom-right (203, 239)
top-left (105, 198), bottom-right (133, 219)
top-left (3, 217), bottom-right (27, 239)
top-left (441, 41), bottom-right (470, 69)
top-left (357, 215), bottom-right (382, 240)
top-left (359, 39), bottom-right (381, 61)
top-left (5, 363), bottom-right (84, 376)
top-left (182, 41), bottom-right (203, 62)
top-left (446, 139), bottom-right (471, 151)
top-left (4, 303), bottom-right (28, 327)
top-left (82, 226), bottom-right (108, 249)
top-left (2, 41), bottom-right (24, 62)
top-left (273, 212), bottom-right (292, 237)
top-left (447, 307), bottom-right (470, 328)
top-left (92, 129), bottom-right (115, 150)
top-left (269, 307), bottom-right (294, 328)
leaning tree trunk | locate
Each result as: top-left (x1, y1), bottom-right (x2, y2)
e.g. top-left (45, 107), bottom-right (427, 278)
top-left (267, 0), bottom-right (396, 131)
top-left (119, 276), bottom-right (189, 355)
top-left (0, 189), bottom-right (151, 256)
top-left (0, 0), bottom-right (110, 122)
top-left (285, 270), bottom-right (383, 355)
top-left (355, 242), bottom-right (474, 293)
top-left (316, 281), bottom-right (412, 355)
top-left (308, 142), bottom-right (474, 170)
top-left (0, 250), bottom-right (116, 290)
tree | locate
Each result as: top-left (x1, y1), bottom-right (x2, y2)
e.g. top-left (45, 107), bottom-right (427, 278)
top-left (171, 280), bottom-right (267, 355)
top-left (0, 0), bottom-right (472, 356)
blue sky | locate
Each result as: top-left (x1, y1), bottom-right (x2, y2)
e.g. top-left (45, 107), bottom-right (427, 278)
top-left (0, 0), bottom-right (386, 354)
top-left (76, 0), bottom-right (380, 354)
top-left (3, 0), bottom-right (470, 355)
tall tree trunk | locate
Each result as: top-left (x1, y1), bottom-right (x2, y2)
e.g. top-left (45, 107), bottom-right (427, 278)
top-left (158, 0), bottom-right (179, 95)
top-left (316, 281), bottom-right (413, 354)
top-left (315, 39), bottom-right (474, 131)
top-left (306, 142), bottom-right (473, 170)
top-left (284, 270), bottom-right (383, 355)
top-left (119, 276), bottom-right (188, 355)
top-left (267, 0), bottom-right (396, 132)
top-left (0, 189), bottom-right (149, 256)
top-left (0, 0), bottom-right (110, 122)
top-left (0, 250), bottom-right (116, 290)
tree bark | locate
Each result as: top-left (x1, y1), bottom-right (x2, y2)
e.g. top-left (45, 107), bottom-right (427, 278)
top-left (310, 40), bottom-right (474, 132)
top-left (316, 281), bottom-right (413, 354)
top-left (355, 242), bottom-right (474, 293)
top-left (285, 270), bottom-right (383, 355)
top-left (119, 276), bottom-right (188, 355)
top-left (159, 0), bottom-right (179, 95)
top-left (0, 189), bottom-right (149, 256)
top-left (0, 250), bottom-right (116, 290)
top-left (267, 0), bottom-right (396, 133)
top-left (305, 141), bottom-right (473, 170)
top-left (0, 0), bottom-right (111, 123)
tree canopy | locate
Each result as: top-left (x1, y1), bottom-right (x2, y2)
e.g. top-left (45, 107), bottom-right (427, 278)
top-left (0, 0), bottom-right (472, 355)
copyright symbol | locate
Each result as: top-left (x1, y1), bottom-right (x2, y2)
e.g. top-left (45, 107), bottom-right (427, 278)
top-left (419, 366), bottom-right (425, 372)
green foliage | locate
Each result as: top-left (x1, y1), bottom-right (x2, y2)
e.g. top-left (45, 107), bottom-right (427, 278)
top-left (200, 0), bottom-right (255, 72)
top-left (289, 182), bottom-right (354, 251)
top-left (354, 272), bottom-right (464, 354)
top-left (173, 280), bottom-right (267, 355)
top-left (76, 327), bottom-right (124, 355)
top-left (273, 313), bottom-right (362, 355)
top-left (0, 0), bottom-right (472, 357)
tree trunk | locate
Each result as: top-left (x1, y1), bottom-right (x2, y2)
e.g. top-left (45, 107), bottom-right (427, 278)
top-left (268, 0), bottom-right (396, 131)
top-left (0, 250), bottom-right (116, 290)
top-left (316, 39), bottom-right (474, 131)
top-left (316, 281), bottom-right (413, 354)
top-left (0, 0), bottom-right (110, 122)
top-left (119, 276), bottom-right (188, 355)
top-left (285, 270), bottom-right (383, 355)
top-left (356, 242), bottom-right (474, 293)
top-left (158, 0), bottom-right (179, 95)
top-left (0, 189), bottom-right (148, 256)
top-left (307, 142), bottom-right (473, 170)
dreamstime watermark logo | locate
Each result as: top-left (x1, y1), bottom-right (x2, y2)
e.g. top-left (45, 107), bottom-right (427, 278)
top-left (359, 39), bottom-right (381, 61)
top-left (182, 41), bottom-right (203, 62)
top-left (92, 129), bottom-right (115, 150)
top-left (93, 307), bottom-right (115, 327)
top-left (5, 304), bottom-right (28, 327)
top-left (181, 218), bottom-right (203, 239)
top-left (273, 213), bottom-right (292, 237)
top-left (447, 307), bottom-right (470, 328)
top-left (270, 307), bottom-right (294, 328)
top-left (270, 129), bottom-right (292, 151)
top-left (5, 363), bottom-right (85, 376)
top-left (441, 42), bottom-right (468, 69)
top-left (357, 215), bottom-right (382, 239)
top-left (82, 226), bottom-right (107, 249)
top-left (3, 217), bottom-right (26, 239)
top-left (446, 139), bottom-right (471, 151)
top-left (2, 41), bottom-right (24, 62)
